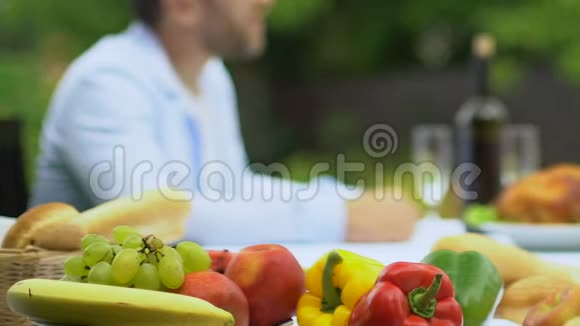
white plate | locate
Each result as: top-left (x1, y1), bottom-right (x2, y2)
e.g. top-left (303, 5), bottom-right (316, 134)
top-left (479, 221), bottom-right (580, 250)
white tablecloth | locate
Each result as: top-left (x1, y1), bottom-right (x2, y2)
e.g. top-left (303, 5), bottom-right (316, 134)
top-left (205, 217), bottom-right (580, 268)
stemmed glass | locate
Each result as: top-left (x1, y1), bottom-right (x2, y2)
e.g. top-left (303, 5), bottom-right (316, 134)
top-left (501, 124), bottom-right (541, 187)
top-left (411, 125), bottom-right (454, 219)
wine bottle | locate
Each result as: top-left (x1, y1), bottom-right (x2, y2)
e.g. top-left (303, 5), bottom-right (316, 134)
top-left (455, 34), bottom-right (509, 207)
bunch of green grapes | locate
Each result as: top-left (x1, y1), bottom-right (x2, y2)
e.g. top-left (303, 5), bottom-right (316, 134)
top-left (62, 225), bottom-right (211, 291)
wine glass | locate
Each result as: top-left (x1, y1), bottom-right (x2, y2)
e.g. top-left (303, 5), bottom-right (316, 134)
top-left (501, 124), bottom-right (541, 187)
top-left (411, 125), bottom-right (453, 219)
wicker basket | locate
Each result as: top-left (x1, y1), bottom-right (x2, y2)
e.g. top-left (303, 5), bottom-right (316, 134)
top-left (0, 247), bottom-right (73, 326)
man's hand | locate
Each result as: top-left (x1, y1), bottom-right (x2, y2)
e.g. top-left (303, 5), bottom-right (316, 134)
top-left (346, 190), bottom-right (422, 242)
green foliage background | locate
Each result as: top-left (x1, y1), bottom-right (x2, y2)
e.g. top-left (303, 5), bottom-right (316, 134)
top-left (1, 0), bottom-right (580, 188)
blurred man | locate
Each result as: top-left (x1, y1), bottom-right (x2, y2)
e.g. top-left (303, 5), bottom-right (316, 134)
top-left (30, 0), bottom-right (419, 244)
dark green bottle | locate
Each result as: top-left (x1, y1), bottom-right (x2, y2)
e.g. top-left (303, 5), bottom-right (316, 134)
top-left (455, 34), bottom-right (509, 207)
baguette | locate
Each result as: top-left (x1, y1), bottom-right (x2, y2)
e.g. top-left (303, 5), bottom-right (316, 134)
top-left (73, 188), bottom-right (192, 243)
top-left (565, 317), bottom-right (580, 326)
top-left (432, 233), bottom-right (573, 285)
top-left (2, 189), bottom-right (192, 250)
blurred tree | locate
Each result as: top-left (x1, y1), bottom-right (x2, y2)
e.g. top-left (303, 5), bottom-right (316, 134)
top-left (268, 0), bottom-right (334, 34)
top-left (0, 0), bottom-right (131, 53)
top-left (0, 0), bottom-right (131, 183)
top-left (477, 0), bottom-right (580, 86)
top-left (265, 0), bottom-right (580, 87)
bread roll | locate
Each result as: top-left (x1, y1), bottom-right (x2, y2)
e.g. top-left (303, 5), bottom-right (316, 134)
top-left (33, 222), bottom-right (87, 251)
top-left (500, 275), bottom-right (574, 307)
top-left (497, 275), bottom-right (575, 323)
top-left (496, 306), bottom-right (531, 325)
top-left (2, 203), bottom-right (81, 249)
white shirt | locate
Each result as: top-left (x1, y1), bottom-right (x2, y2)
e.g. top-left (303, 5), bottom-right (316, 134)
top-left (188, 94), bottom-right (218, 163)
top-left (29, 22), bottom-right (350, 245)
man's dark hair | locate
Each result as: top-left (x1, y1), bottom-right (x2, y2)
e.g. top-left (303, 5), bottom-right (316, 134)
top-left (133, 0), bottom-right (161, 26)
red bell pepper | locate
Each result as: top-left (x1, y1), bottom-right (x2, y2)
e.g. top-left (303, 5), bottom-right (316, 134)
top-left (348, 262), bottom-right (463, 326)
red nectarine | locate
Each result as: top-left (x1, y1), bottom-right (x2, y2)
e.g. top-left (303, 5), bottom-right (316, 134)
top-left (208, 249), bottom-right (237, 274)
top-left (225, 244), bottom-right (305, 326)
top-left (176, 271), bottom-right (249, 326)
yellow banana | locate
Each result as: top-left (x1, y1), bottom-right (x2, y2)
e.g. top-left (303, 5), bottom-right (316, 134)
top-left (7, 279), bottom-right (234, 326)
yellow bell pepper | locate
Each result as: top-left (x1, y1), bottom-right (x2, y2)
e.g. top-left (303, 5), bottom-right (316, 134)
top-left (297, 250), bottom-right (384, 326)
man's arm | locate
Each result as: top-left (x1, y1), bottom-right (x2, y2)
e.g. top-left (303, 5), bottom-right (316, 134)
top-left (186, 176), bottom-right (349, 244)
top-left (346, 191), bottom-right (421, 242)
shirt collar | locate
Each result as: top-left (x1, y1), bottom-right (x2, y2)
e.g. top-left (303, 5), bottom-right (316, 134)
top-left (125, 21), bottom-right (182, 97)
top-left (124, 21), bottom-right (217, 103)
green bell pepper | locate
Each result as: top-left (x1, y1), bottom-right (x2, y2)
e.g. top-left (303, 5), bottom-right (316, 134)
top-left (422, 249), bottom-right (503, 326)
